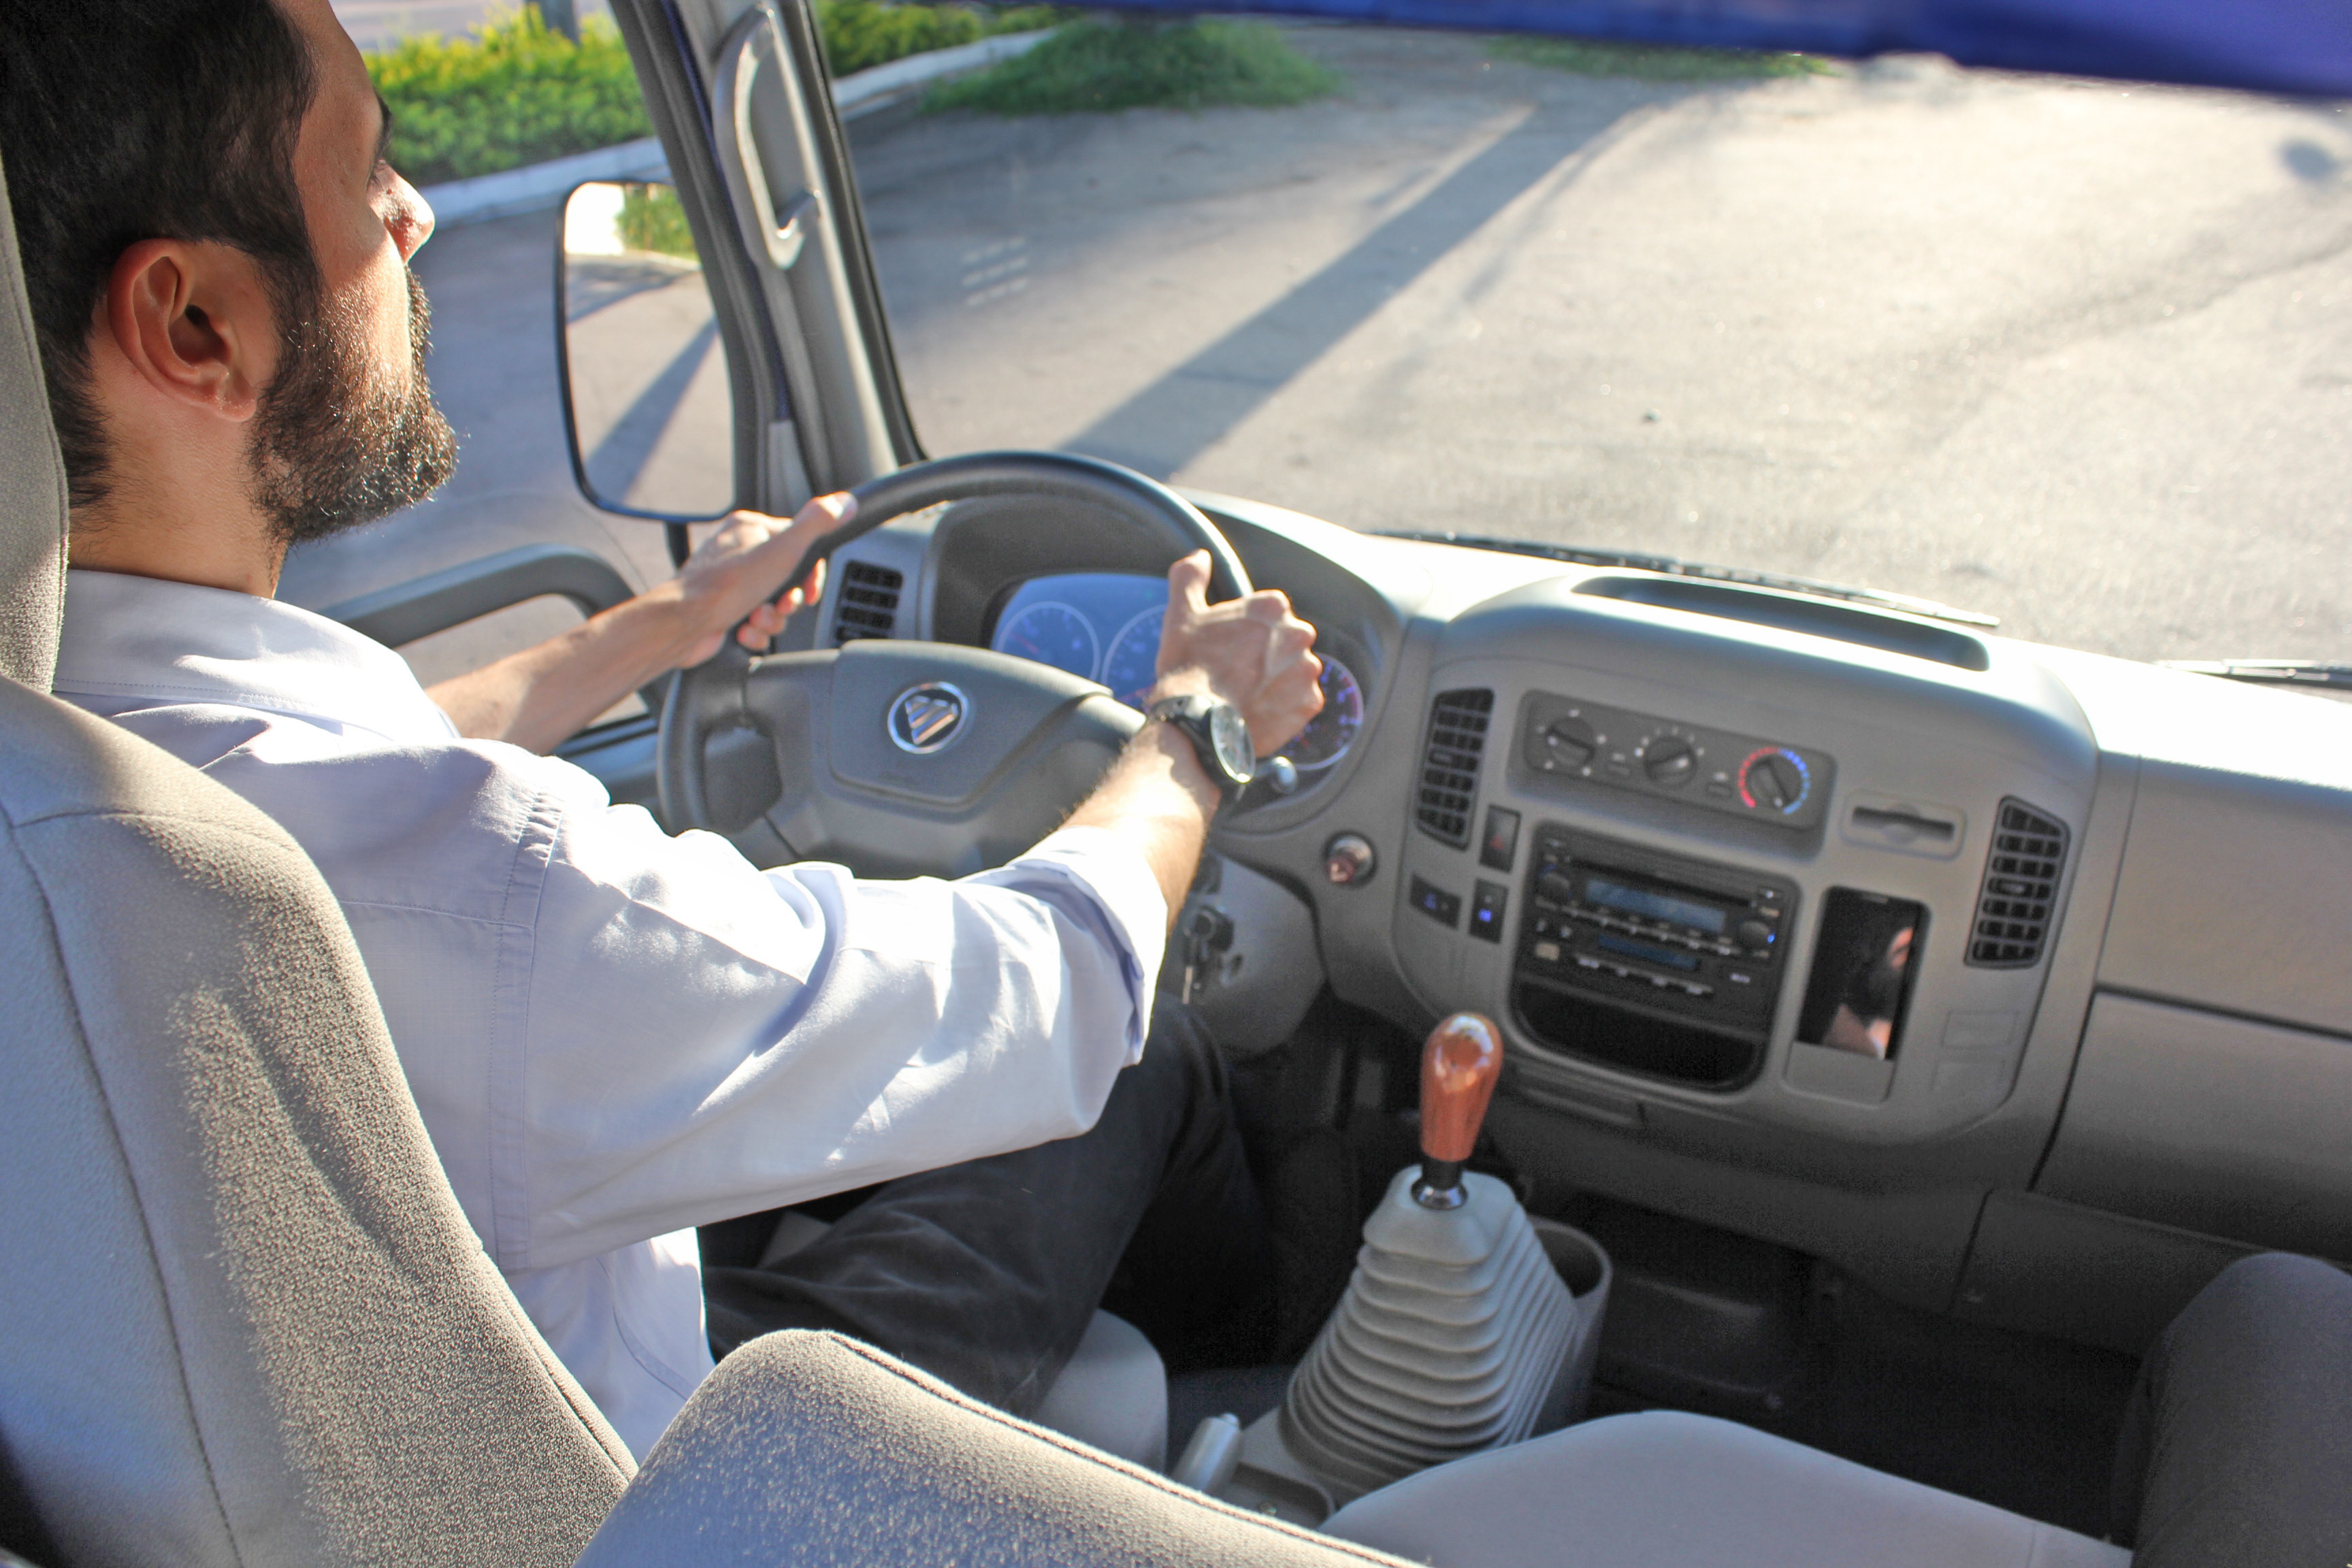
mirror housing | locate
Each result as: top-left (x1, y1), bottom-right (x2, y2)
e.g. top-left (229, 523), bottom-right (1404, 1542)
top-left (556, 180), bottom-right (736, 525)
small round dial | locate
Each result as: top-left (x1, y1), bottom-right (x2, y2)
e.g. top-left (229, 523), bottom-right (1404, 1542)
top-left (1101, 606), bottom-right (1165, 710)
top-left (1737, 747), bottom-right (1812, 814)
top-left (1287, 658), bottom-right (1365, 770)
top-left (1537, 715), bottom-right (1599, 771)
top-left (1642, 734), bottom-right (1697, 788)
top-left (993, 602), bottom-right (1098, 682)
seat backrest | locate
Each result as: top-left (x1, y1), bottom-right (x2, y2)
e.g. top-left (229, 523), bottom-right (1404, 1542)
top-left (0, 133), bottom-right (61, 692)
top-left (0, 152), bottom-right (633, 1568)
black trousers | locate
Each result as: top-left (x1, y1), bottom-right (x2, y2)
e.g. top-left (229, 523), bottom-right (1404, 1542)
top-left (702, 998), bottom-right (1275, 1418)
top-left (2114, 1250), bottom-right (2352, 1563)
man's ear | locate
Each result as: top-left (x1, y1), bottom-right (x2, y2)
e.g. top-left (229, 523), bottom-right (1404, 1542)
top-left (102, 240), bottom-right (275, 423)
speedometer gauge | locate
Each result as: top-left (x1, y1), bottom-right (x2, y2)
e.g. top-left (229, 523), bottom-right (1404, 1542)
top-left (1102, 606), bottom-right (1164, 710)
top-left (1286, 658), bottom-right (1365, 770)
top-left (993, 602), bottom-right (1099, 682)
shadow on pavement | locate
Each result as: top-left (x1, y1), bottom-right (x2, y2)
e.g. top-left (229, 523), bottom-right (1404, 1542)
top-left (1064, 103), bottom-right (1641, 479)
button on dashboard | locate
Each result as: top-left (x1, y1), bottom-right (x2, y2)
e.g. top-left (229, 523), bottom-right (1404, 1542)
top-left (1409, 876), bottom-right (1461, 928)
top-left (1480, 807), bottom-right (1522, 871)
top-left (1469, 881), bottom-right (1509, 943)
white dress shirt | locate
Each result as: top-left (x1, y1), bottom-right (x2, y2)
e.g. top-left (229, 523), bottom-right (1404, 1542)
top-left (53, 568), bottom-right (1167, 1458)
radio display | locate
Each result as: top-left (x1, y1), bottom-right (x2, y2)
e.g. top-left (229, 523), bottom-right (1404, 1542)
top-left (1596, 932), bottom-right (1701, 973)
top-left (1584, 875), bottom-right (1726, 935)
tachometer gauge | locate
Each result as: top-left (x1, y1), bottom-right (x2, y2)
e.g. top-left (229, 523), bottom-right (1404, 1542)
top-left (1102, 606), bottom-right (1165, 710)
top-left (1286, 657), bottom-right (1364, 770)
top-left (992, 601), bottom-right (1099, 682)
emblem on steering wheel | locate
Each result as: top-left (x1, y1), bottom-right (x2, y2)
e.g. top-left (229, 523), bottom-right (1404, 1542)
top-left (889, 683), bottom-right (970, 754)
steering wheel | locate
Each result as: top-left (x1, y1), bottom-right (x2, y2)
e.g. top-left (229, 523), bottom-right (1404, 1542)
top-left (656, 451), bottom-right (1252, 877)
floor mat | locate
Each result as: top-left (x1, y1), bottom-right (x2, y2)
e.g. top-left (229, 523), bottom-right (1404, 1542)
top-left (1593, 1275), bottom-right (2139, 1537)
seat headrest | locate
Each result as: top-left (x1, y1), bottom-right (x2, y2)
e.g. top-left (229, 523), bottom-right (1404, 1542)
top-left (0, 148), bottom-right (69, 694)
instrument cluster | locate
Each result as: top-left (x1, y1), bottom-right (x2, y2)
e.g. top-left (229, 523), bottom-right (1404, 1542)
top-left (988, 572), bottom-right (1365, 772)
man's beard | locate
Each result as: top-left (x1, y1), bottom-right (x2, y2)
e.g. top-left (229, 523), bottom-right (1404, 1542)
top-left (247, 265), bottom-right (458, 546)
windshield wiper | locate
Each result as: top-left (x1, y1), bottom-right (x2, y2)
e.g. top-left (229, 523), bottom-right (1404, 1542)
top-left (1377, 531), bottom-right (1999, 630)
top-left (2158, 659), bottom-right (2352, 689)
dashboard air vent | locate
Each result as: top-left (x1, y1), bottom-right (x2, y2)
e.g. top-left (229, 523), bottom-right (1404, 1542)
top-left (1967, 800), bottom-right (2070, 967)
top-left (832, 560), bottom-right (903, 644)
top-left (1414, 688), bottom-right (1494, 847)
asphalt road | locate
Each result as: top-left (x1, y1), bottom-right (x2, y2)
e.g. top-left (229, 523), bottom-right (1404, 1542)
top-left (858, 27), bottom-right (2352, 666)
top-left (289, 25), bottom-right (2352, 676)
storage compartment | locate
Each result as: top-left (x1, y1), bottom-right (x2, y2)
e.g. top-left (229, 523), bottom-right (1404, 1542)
top-left (1513, 981), bottom-right (1760, 1088)
top-left (1570, 1198), bottom-right (1815, 1418)
top-left (2037, 992), bottom-right (2352, 1261)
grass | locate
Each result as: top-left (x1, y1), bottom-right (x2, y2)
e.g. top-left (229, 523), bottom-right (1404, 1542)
top-left (1492, 35), bottom-right (1836, 81)
top-left (929, 16), bottom-right (1343, 116)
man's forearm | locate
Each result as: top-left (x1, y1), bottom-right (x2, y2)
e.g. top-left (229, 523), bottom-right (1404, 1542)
top-left (1061, 719), bottom-right (1223, 930)
top-left (429, 499), bottom-right (843, 753)
top-left (429, 591), bottom-right (696, 753)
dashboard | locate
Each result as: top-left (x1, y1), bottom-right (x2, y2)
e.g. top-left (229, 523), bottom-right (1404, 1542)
top-left (813, 489), bottom-right (2352, 1360)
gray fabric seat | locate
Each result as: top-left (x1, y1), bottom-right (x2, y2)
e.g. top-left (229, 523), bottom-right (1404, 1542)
top-left (1325, 1411), bottom-right (2129, 1568)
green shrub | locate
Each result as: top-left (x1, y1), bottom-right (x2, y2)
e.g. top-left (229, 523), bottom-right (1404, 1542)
top-left (815, 0), bottom-right (1064, 76)
top-left (930, 17), bottom-right (1342, 116)
top-left (619, 183), bottom-right (698, 259)
top-left (369, 10), bottom-right (651, 186)
top-left (370, 3), bottom-right (1068, 186)
top-left (1491, 35), bottom-right (1835, 80)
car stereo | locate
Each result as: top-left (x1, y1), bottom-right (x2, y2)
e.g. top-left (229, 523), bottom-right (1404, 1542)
top-left (1513, 826), bottom-right (1799, 1085)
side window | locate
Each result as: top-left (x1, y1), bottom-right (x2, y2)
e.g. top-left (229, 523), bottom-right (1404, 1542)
top-left (280, 5), bottom-right (717, 725)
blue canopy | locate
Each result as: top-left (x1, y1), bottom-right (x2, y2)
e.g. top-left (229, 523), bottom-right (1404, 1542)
top-left (1088, 0), bottom-right (2352, 100)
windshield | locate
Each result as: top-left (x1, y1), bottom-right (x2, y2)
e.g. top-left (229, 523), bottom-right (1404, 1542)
top-left (851, 23), bottom-right (2352, 665)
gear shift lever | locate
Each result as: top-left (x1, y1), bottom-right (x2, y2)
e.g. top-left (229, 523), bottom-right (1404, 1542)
top-left (1413, 1012), bottom-right (1502, 1208)
top-left (1279, 1011), bottom-right (1583, 1501)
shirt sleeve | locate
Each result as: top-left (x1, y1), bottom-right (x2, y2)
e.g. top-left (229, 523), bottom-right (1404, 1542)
top-left (506, 760), bottom-right (1170, 1272)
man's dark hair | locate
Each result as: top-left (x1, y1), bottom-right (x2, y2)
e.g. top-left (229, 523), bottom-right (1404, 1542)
top-left (0, 0), bottom-right (319, 511)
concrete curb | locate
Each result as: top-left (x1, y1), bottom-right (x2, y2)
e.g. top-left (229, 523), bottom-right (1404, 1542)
top-left (418, 28), bottom-right (1051, 227)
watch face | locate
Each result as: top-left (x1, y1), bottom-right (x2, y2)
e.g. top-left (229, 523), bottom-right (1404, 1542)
top-left (1210, 702), bottom-right (1256, 784)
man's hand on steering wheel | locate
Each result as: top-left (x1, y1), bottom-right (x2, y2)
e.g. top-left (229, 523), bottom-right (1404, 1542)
top-left (1150, 551), bottom-right (1324, 755)
top-left (424, 491), bottom-right (855, 753)
top-left (671, 491), bottom-right (858, 665)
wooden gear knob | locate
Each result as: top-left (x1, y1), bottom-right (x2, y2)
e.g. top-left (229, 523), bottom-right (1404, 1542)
top-left (1417, 1013), bottom-right (1503, 1205)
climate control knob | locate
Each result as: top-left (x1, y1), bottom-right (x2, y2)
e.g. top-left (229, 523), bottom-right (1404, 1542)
top-left (1642, 735), bottom-right (1697, 789)
top-left (1538, 717), bottom-right (1599, 772)
top-left (1737, 747), bottom-right (1811, 814)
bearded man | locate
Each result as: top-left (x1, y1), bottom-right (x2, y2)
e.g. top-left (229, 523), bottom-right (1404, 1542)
top-left (0, 0), bottom-right (1322, 1457)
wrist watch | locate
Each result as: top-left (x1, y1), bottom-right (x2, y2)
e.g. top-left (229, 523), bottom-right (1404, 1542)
top-left (1148, 693), bottom-right (1256, 804)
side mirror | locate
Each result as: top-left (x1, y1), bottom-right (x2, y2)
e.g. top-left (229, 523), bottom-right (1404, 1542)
top-left (557, 180), bottom-right (735, 522)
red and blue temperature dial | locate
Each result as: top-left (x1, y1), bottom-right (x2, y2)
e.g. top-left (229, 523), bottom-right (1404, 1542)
top-left (1736, 747), bottom-right (1812, 815)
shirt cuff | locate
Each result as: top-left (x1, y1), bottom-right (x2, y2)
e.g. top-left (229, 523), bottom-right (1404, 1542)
top-left (996, 823), bottom-right (1169, 1060)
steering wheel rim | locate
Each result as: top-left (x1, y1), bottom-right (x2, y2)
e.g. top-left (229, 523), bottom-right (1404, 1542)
top-left (658, 449), bottom-right (1251, 837)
